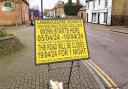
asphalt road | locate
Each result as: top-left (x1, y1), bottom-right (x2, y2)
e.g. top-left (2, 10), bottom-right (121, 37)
top-left (85, 23), bottom-right (128, 89)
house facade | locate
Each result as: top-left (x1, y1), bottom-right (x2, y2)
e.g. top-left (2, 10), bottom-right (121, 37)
top-left (86, 0), bottom-right (112, 25)
top-left (49, 0), bottom-right (82, 19)
top-left (0, 0), bottom-right (29, 26)
top-left (78, 6), bottom-right (86, 21)
top-left (86, 0), bottom-right (128, 26)
top-left (51, 1), bottom-right (65, 18)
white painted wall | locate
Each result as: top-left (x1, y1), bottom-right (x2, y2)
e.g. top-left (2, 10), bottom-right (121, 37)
top-left (86, 1), bottom-right (93, 22)
top-left (86, 0), bottom-right (112, 25)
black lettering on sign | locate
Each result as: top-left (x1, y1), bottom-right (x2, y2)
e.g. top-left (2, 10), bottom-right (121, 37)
top-left (38, 51), bottom-right (58, 58)
top-left (72, 42), bottom-right (85, 48)
top-left (73, 48), bottom-right (86, 55)
top-left (46, 44), bottom-right (57, 50)
top-left (58, 43), bottom-right (67, 49)
top-left (38, 34), bottom-right (60, 41)
top-left (63, 33), bottom-right (83, 40)
top-left (38, 44), bottom-right (46, 51)
top-left (58, 49), bottom-right (68, 56)
top-left (66, 43), bottom-right (71, 48)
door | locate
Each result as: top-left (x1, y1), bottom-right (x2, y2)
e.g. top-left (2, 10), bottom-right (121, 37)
top-left (98, 13), bottom-right (100, 24)
top-left (87, 13), bottom-right (88, 22)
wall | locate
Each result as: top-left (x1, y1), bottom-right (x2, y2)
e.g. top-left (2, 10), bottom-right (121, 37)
top-left (111, 0), bottom-right (128, 25)
top-left (86, 1), bottom-right (93, 22)
top-left (0, 1), bottom-right (29, 26)
top-left (56, 6), bottom-right (65, 18)
top-left (78, 10), bottom-right (86, 21)
top-left (0, 2), bottom-right (22, 26)
top-left (51, 9), bottom-right (56, 18)
top-left (22, 2), bottom-right (29, 24)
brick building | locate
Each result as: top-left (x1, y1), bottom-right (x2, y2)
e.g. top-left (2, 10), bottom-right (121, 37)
top-left (0, 0), bottom-right (29, 26)
top-left (78, 6), bottom-right (86, 21)
top-left (51, 1), bottom-right (65, 18)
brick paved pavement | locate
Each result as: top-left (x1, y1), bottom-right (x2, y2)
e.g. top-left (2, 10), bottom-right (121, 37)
top-left (0, 25), bottom-right (106, 89)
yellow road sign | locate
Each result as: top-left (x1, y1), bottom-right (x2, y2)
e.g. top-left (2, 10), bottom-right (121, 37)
top-left (35, 19), bottom-right (89, 65)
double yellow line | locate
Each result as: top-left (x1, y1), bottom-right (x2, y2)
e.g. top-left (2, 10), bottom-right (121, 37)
top-left (87, 60), bottom-right (119, 89)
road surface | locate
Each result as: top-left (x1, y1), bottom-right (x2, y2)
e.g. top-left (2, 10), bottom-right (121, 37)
top-left (85, 23), bottom-right (128, 89)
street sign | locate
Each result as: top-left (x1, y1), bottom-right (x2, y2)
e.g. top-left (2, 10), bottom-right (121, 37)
top-left (35, 19), bottom-right (89, 65)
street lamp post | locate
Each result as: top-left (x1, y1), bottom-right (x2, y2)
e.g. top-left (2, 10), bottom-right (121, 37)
top-left (41, 0), bottom-right (43, 19)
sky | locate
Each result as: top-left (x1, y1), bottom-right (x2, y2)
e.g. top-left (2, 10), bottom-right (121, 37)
top-left (29, 0), bottom-right (85, 11)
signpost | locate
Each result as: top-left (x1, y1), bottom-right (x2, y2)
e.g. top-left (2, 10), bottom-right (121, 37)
top-left (35, 19), bottom-right (89, 89)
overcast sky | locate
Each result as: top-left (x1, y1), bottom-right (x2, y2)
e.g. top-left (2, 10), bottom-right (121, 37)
top-left (29, 0), bottom-right (85, 11)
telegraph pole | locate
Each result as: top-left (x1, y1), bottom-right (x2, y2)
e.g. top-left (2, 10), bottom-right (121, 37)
top-left (41, 0), bottom-right (43, 19)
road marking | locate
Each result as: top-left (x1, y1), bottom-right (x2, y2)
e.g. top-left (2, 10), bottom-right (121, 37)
top-left (103, 37), bottom-right (114, 42)
top-left (87, 60), bottom-right (119, 89)
top-left (87, 32), bottom-right (114, 42)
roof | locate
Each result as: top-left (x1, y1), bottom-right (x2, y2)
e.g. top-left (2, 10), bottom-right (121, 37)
top-left (23, 0), bottom-right (29, 6)
top-left (55, 1), bottom-right (64, 8)
top-left (86, 0), bottom-right (93, 2)
top-left (79, 6), bottom-right (86, 11)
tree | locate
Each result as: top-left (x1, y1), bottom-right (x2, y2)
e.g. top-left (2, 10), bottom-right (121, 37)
top-left (64, 0), bottom-right (83, 16)
top-left (68, 0), bottom-right (72, 3)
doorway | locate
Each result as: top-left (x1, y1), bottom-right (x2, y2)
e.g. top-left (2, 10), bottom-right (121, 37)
top-left (98, 13), bottom-right (100, 24)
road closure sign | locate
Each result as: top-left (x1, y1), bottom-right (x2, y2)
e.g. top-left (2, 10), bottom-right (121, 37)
top-left (35, 19), bottom-right (89, 65)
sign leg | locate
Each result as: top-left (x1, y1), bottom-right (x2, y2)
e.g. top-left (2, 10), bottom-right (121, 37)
top-left (67, 61), bottom-right (74, 89)
top-left (48, 64), bottom-right (51, 89)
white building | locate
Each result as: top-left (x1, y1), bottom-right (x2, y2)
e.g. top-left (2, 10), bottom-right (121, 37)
top-left (86, 0), bottom-right (112, 25)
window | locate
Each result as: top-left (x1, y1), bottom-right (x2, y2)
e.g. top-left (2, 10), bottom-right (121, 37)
top-left (105, 0), bottom-right (108, 7)
top-left (92, 13), bottom-right (96, 22)
top-left (93, 0), bottom-right (95, 8)
top-left (88, 2), bottom-right (89, 9)
top-left (86, 2), bottom-right (89, 9)
top-left (104, 12), bottom-right (108, 23)
top-left (4, 2), bottom-right (11, 7)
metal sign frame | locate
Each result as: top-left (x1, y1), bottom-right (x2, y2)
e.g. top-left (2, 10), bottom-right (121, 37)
top-left (34, 18), bottom-right (90, 89)
top-left (34, 19), bottom-right (90, 65)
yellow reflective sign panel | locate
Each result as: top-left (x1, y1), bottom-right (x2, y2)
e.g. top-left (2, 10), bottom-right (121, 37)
top-left (35, 19), bottom-right (89, 65)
